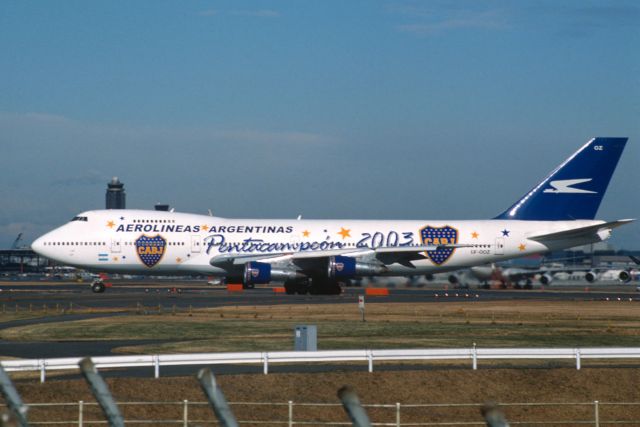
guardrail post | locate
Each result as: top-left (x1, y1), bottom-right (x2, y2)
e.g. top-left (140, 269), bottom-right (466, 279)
top-left (40, 359), bottom-right (46, 383)
top-left (288, 400), bottom-right (293, 427)
top-left (368, 350), bottom-right (373, 373)
top-left (338, 385), bottom-right (372, 427)
top-left (197, 368), bottom-right (239, 427)
top-left (79, 358), bottom-right (125, 427)
top-left (79, 400), bottom-right (84, 427)
top-left (183, 399), bottom-right (188, 427)
top-left (396, 402), bottom-right (400, 427)
top-left (576, 349), bottom-right (581, 370)
top-left (154, 355), bottom-right (160, 378)
top-left (263, 352), bottom-right (269, 375)
top-left (481, 402), bottom-right (510, 427)
top-left (594, 400), bottom-right (599, 427)
top-left (472, 343), bottom-right (478, 370)
top-left (0, 364), bottom-right (29, 427)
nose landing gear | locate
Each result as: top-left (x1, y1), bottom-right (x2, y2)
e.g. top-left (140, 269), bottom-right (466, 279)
top-left (91, 280), bottom-right (106, 293)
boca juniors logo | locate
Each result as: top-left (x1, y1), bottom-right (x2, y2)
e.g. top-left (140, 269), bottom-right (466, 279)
top-left (420, 225), bottom-right (458, 265)
top-left (135, 234), bottom-right (166, 268)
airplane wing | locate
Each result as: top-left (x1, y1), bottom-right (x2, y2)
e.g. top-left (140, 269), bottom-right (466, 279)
top-left (528, 219), bottom-right (634, 242)
top-left (209, 244), bottom-right (473, 269)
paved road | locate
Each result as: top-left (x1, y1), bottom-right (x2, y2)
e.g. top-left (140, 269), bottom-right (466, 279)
top-left (1, 281), bottom-right (638, 310)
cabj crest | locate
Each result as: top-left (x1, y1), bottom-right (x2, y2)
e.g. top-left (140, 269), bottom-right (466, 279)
top-left (419, 225), bottom-right (458, 265)
top-left (135, 234), bottom-right (166, 268)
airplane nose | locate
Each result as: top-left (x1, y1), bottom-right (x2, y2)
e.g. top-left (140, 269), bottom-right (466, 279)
top-left (31, 235), bottom-right (45, 255)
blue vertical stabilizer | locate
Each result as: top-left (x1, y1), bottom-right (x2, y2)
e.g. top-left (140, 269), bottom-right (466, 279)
top-left (495, 137), bottom-right (627, 221)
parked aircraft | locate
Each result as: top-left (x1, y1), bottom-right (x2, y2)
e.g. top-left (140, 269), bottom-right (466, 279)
top-left (31, 137), bottom-right (632, 294)
top-left (449, 264), bottom-right (636, 289)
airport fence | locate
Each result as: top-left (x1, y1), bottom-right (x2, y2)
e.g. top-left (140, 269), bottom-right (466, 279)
top-left (3, 347), bottom-right (640, 383)
top-left (19, 399), bottom-right (640, 426)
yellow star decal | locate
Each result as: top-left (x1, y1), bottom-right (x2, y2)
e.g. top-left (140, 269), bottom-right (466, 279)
top-left (302, 230), bottom-right (310, 237)
top-left (112, 256), bottom-right (119, 261)
top-left (518, 243), bottom-right (526, 251)
top-left (106, 220), bottom-right (115, 228)
top-left (201, 225), bottom-right (209, 231)
top-left (337, 227), bottom-right (351, 239)
top-left (176, 257), bottom-right (182, 263)
top-left (471, 231), bottom-right (479, 239)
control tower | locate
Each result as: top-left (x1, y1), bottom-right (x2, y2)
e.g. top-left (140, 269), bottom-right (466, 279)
top-left (106, 177), bottom-right (126, 209)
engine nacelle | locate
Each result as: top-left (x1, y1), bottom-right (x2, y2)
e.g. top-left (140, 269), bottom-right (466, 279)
top-left (619, 270), bottom-right (631, 283)
top-left (585, 271), bottom-right (597, 283)
top-left (424, 273), bottom-right (434, 281)
top-left (243, 262), bottom-right (303, 285)
top-left (539, 273), bottom-right (553, 286)
top-left (327, 256), bottom-right (387, 279)
top-left (448, 274), bottom-right (459, 284)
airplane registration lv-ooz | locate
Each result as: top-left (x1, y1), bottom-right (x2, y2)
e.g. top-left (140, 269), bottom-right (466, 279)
top-left (32, 137), bottom-right (632, 294)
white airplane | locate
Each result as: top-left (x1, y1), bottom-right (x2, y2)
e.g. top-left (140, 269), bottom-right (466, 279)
top-left (32, 137), bottom-right (632, 294)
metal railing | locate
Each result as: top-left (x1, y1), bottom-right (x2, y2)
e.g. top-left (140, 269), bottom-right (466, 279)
top-left (3, 347), bottom-right (640, 383)
top-left (18, 400), bottom-right (640, 426)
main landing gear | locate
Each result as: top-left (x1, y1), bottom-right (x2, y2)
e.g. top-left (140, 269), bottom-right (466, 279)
top-left (283, 277), bottom-right (343, 295)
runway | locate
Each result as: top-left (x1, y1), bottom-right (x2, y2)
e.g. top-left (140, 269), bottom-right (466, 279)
top-left (1, 280), bottom-right (638, 309)
top-left (1, 280), bottom-right (638, 373)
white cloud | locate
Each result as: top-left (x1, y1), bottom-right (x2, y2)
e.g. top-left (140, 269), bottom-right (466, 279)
top-left (0, 112), bottom-right (335, 146)
top-left (198, 9), bottom-right (218, 17)
top-left (392, 5), bottom-right (508, 36)
top-left (229, 9), bottom-right (280, 18)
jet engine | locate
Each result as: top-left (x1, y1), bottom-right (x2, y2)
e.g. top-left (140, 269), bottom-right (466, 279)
top-left (619, 270), bottom-right (631, 283)
top-left (327, 256), bottom-right (387, 279)
top-left (585, 271), bottom-right (597, 283)
top-left (243, 262), bottom-right (303, 286)
top-left (447, 274), bottom-right (459, 284)
top-left (539, 273), bottom-right (553, 286)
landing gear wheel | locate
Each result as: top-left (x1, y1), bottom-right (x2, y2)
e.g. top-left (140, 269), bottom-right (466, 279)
top-left (309, 279), bottom-right (342, 295)
top-left (284, 282), bottom-right (309, 295)
top-left (91, 281), bottom-right (105, 293)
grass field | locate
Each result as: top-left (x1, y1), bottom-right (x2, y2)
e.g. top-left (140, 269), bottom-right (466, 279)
top-left (1, 301), bottom-right (639, 354)
top-left (14, 368), bottom-right (640, 426)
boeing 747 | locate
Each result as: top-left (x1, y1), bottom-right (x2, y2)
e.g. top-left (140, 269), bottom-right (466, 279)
top-left (32, 137), bottom-right (632, 294)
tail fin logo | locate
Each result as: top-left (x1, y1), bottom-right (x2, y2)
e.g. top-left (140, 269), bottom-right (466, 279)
top-left (543, 179), bottom-right (596, 194)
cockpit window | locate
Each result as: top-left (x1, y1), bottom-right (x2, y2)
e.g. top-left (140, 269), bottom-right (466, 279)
top-left (70, 216), bottom-right (88, 222)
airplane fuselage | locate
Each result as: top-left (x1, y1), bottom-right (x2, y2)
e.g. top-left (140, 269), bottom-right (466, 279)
top-left (33, 209), bottom-right (605, 277)
top-left (30, 137), bottom-right (631, 293)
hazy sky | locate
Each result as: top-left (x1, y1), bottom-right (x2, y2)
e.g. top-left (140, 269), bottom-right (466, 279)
top-left (1, 1), bottom-right (639, 249)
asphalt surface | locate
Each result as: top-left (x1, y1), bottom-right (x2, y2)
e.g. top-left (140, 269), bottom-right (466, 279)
top-left (1, 280), bottom-right (638, 310)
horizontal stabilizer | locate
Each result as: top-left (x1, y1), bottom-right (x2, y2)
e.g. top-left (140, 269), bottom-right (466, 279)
top-left (528, 219), bottom-right (634, 242)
